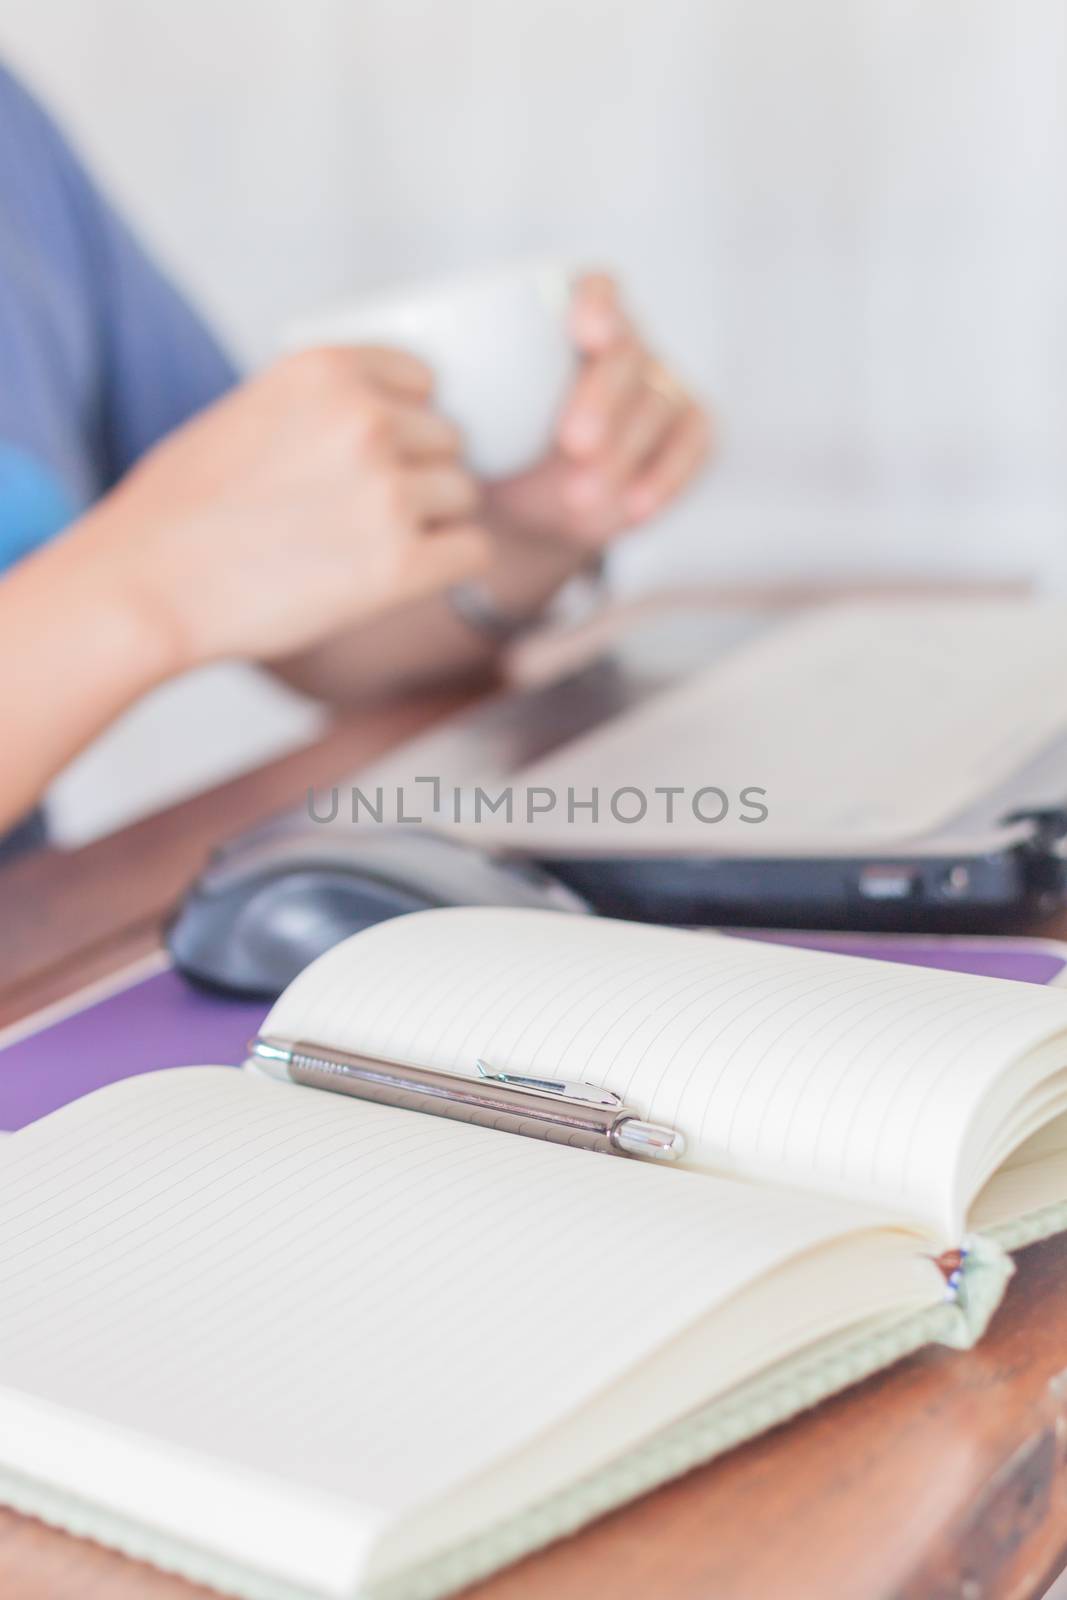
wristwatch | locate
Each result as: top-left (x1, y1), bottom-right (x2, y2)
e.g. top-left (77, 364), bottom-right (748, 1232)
top-left (447, 557), bottom-right (606, 645)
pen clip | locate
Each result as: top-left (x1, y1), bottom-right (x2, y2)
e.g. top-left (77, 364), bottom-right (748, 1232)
top-left (475, 1060), bottom-right (622, 1110)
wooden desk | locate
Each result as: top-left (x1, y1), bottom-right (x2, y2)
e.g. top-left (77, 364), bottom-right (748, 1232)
top-left (3, 690), bottom-right (1067, 1600)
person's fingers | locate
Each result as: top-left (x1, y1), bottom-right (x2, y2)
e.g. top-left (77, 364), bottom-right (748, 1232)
top-left (624, 407), bottom-right (711, 521)
top-left (390, 402), bottom-right (463, 461)
top-left (397, 523), bottom-right (492, 601)
top-left (602, 375), bottom-right (682, 483)
top-left (558, 342), bottom-right (644, 460)
top-left (351, 345), bottom-right (436, 398)
top-left (407, 462), bottom-right (482, 524)
top-left (570, 273), bottom-right (629, 356)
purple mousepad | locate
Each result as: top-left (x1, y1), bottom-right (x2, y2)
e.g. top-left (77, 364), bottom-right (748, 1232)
top-left (2, 933), bottom-right (1065, 1133)
top-left (0, 964), bottom-right (268, 1132)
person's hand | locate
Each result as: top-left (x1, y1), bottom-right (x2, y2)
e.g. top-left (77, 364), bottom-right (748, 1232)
top-left (485, 273), bottom-right (711, 549)
top-left (81, 346), bottom-right (490, 670)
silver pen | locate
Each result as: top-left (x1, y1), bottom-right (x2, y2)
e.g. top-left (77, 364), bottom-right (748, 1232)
top-left (249, 1036), bottom-right (686, 1162)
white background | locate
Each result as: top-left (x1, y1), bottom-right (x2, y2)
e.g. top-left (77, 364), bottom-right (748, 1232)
top-left (3, 0), bottom-right (1065, 838)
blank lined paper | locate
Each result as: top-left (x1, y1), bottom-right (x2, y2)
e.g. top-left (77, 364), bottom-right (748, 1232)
top-left (265, 908), bottom-right (1067, 1235)
top-left (0, 1064), bottom-right (872, 1585)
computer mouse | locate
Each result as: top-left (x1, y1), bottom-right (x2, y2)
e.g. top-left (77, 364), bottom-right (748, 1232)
top-left (166, 824), bottom-right (590, 999)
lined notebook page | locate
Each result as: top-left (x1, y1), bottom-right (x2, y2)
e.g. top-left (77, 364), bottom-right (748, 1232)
top-left (265, 908), bottom-right (1067, 1238)
top-left (0, 1066), bottom-right (873, 1592)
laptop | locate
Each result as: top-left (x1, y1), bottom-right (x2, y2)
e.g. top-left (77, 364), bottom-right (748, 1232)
top-left (353, 598), bottom-right (1067, 930)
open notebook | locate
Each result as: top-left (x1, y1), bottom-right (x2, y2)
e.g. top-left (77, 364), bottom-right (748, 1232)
top-left (5, 907), bottom-right (1067, 1600)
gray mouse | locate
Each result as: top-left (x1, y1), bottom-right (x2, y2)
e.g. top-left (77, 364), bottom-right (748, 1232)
top-left (166, 824), bottom-right (590, 999)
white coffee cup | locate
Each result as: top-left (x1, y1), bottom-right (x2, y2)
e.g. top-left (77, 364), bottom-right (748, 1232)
top-left (284, 259), bottom-right (576, 480)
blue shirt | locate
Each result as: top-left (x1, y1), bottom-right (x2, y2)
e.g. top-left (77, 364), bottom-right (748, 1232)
top-left (0, 63), bottom-right (236, 568)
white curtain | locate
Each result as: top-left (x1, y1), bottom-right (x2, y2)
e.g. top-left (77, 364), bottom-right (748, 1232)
top-left (4, 0), bottom-right (1065, 833)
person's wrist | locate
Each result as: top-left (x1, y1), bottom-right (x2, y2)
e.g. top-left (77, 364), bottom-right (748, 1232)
top-left (445, 516), bottom-right (604, 643)
top-left (482, 480), bottom-right (580, 555)
top-left (60, 497), bottom-right (198, 685)
top-left (483, 510), bottom-right (598, 586)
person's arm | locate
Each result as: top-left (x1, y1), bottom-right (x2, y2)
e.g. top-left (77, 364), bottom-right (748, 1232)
top-left (0, 345), bottom-right (489, 837)
top-left (0, 514), bottom-right (177, 828)
top-left (273, 274), bottom-right (711, 702)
